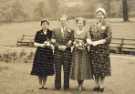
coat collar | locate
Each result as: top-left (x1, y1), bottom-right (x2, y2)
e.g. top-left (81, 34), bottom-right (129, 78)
top-left (40, 29), bottom-right (49, 35)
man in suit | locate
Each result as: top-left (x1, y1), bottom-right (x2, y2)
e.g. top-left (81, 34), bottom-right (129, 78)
top-left (52, 15), bottom-right (73, 90)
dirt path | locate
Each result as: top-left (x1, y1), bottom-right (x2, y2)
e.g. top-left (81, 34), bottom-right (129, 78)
top-left (0, 54), bottom-right (135, 94)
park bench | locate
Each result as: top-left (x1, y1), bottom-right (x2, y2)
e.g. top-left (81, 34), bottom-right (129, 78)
top-left (110, 38), bottom-right (135, 54)
top-left (16, 34), bottom-right (135, 55)
top-left (16, 34), bottom-right (34, 47)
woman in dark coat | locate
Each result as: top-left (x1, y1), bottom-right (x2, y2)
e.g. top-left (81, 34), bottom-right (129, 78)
top-left (31, 19), bottom-right (54, 89)
top-left (87, 8), bottom-right (112, 92)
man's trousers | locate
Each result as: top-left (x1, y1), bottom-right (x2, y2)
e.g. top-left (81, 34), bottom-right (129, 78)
top-left (54, 48), bottom-right (72, 89)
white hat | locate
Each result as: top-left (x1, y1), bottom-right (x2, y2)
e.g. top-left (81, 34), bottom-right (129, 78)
top-left (96, 8), bottom-right (106, 16)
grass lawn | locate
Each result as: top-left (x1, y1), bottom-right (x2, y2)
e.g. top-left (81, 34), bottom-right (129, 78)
top-left (0, 54), bottom-right (135, 94)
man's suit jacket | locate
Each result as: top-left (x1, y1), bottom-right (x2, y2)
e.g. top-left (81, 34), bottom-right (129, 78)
top-left (52, 27), bottom-right (74, 49)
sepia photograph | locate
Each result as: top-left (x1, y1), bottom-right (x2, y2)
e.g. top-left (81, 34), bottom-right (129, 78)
top-left (0, 0), bottom-right (135, 94)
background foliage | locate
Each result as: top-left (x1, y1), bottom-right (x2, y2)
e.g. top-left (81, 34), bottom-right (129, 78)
top-left (0, 0), bottom-right (134, 22)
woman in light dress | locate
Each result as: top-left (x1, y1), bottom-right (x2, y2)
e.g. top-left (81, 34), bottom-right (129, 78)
top-left (70, 17), bottom-right (92, 91)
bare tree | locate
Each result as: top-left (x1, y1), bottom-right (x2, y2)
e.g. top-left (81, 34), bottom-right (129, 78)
top-left (0, 0), bottom-right (14, 22)
top-left (34, 0), bottom-right (59, 20)
top-left (11, 0), bottom-right (27, 21)
top-left (0, 0), bottom-right (27, 22)
top-left (47, 0), bottom-right (59, 17)
top-left (34, 1), bottom-right (46, 20)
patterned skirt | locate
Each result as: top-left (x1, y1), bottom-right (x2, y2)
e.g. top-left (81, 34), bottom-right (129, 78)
top-left (90, 48), bottom-right (111, 78)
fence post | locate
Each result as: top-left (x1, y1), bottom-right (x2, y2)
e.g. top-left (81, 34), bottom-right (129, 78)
top-left (21, 34), bottom-right (25, 41)
top-left (119, 38), bottom-right (125, 53)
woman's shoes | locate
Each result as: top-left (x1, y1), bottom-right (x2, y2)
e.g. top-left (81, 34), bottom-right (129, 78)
top-left (93, 87), bottom-right (104, 92)
top-left (39, 86), bottom-right (48, 90)
top-left (93, 86), bottom-right (100, 91)
top-left (99, 88), bottom-right (104, 92)
top-left (78, 86), bottom-right (83, 91)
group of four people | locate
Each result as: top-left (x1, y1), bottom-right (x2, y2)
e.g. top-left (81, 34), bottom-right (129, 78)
top-left (31, 8), bottom-right (112, 92)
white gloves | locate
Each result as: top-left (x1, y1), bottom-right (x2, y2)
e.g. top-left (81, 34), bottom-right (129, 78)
top-left (51, 39), bottom-right (56, 44)
top-left (87, 39), bottom-right (106, 46)
top-left (58, 45), bottom-right (67, 51)
top-left (87, 39), bottom-right (93, 45)
top-left (67, 40), bottom-right (72, 47)
top-left (34, 42), bottom-right (45, 47)
top-left (94, 39), bottom-right (106, 45)
top-left (34, 41), bottom-right (53, 48)
top-left (44, 41), bottom-right (51, 47)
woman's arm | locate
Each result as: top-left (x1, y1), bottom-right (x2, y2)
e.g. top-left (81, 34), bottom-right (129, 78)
top-left (86, 27), bottom-right (93, 45)
top-left (92, 25), bottom-right (112, 46)
top-left (34, 31), bottom-right (49, 48)
top-left (104, 26), bottom-right (112, 44)
top-left (34, 31), bottom-right (45, 47)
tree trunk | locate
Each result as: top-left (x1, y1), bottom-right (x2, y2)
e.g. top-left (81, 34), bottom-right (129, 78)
top-left (122, 0), bottom-right (128, 22)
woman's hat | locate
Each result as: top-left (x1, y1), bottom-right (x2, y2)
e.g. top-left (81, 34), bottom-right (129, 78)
top-left (41, 18), bottom-right (49, 26)
top-left (96, 8), bottom-right (106, 16)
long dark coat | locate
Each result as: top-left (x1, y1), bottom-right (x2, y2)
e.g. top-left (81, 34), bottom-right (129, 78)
top-left (31, 29), bottom-right (54, 77)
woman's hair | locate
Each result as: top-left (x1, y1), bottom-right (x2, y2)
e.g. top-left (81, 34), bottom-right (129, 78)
top-left (75, 17), bottom-right (86, 26)
top-left (41, 18), bottom-right (49, 26)
top-left (59, 14), bottom-right (68, 21)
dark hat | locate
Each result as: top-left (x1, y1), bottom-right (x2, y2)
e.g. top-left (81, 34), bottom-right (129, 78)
top-left (41, 18), bottom-right (49, 26)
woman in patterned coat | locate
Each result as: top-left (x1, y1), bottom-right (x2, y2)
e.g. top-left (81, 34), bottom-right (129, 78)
top-left (31, 19), bottom-right (54, 89)
top-left (87, 8), bottom-right (112, 92)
